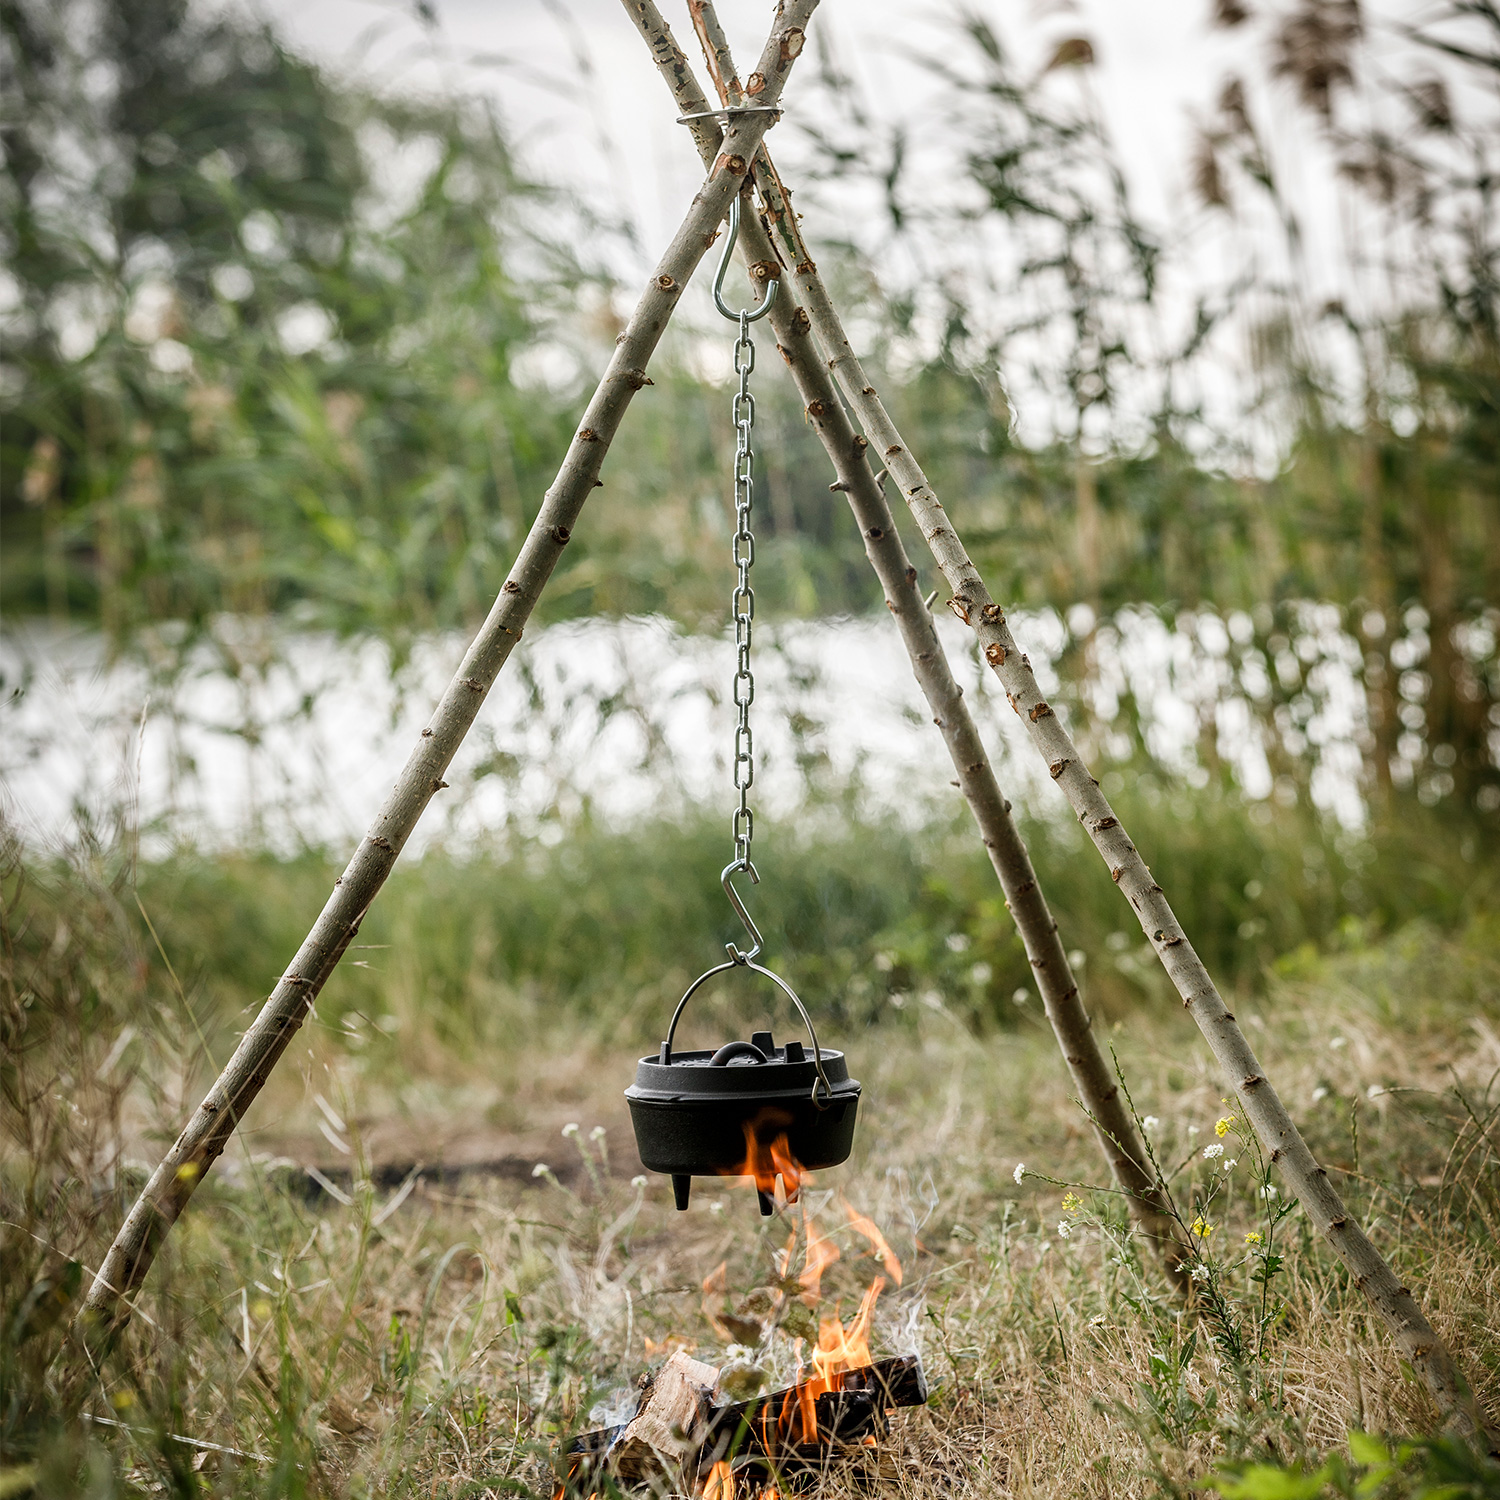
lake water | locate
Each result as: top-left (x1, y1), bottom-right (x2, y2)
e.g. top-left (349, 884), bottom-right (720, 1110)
top-left (0, 604), bottom-right (1372, 855)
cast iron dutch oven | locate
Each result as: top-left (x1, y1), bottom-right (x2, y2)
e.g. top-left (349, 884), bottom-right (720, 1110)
top-left (625, 957), bottom-right (861, 1214)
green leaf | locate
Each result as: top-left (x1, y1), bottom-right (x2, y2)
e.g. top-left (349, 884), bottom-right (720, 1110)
top-left (1346, 1431), bottom-right (1390, 1469)
top-left (1210, 1462), bottom-right (1335, 1500)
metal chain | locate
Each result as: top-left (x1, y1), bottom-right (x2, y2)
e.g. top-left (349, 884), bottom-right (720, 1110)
top-left (730, 306), bottom-right (756, 875)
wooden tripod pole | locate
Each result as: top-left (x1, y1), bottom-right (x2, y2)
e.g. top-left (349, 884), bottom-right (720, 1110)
top-left (717, 75), bottom-right (1490, 1445)
top-left (66, 0), bottom-right (819, 1366)
top-left (620, 0), bottom-right (1186, 1274)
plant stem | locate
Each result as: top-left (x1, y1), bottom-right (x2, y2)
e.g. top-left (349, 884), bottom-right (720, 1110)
top-left (623, 0), bottom-right (1186, 1277)
top-left (66, 0), bottom-right (819, 1368)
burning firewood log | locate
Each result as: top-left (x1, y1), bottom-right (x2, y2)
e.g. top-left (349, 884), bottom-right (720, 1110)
top-left (558, 1353), bottom-right (927, 1495)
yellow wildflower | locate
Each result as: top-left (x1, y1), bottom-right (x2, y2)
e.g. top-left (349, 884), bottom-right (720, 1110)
top-left (1062, 1192), bottom-right (1083, 1216)
top-left (1245, 1231), bottom-right (1263, 1245)
top-left (1191, 1214), bottom-right (1214, 1238)
top-left (1215, 1115), bottom-right (1235, 1138)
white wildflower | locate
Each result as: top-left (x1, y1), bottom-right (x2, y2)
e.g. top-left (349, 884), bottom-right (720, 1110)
top-left (1202, 1143), bottom-right (1225, 1160)
top-left (1142, 1115), bottom-right (1161, 1132)
top-left (590, 1125), bottom-right (607, 1140)
top-left (1312, 1086), bottom-right (1329, 1102)
top-left (1367, 1084), bottom-right (1384, 1099)
top-left (1014, 1163), bottom-right (1027, 1185)
top-left (1222, 1158), bottom-right (1237, 1173)
top-left (1259, 1185), bottom-right (1278, 1200)
top-left (1057, 1220), bottom-right (1071, 1238)
top-left (532, 1162), bottom-right (550, 1178)
top-left (631, 1175), bottom-right (648, 1189)
top-left (1330, 1036), bottom-right (1347, 1050)
top-left (1187, 1124), bottom-right (1200, 1137)
top-left (561, 1122), bottom-right (579, 1138)
top-left (1190, 1264), bottom-right (1210, 1283)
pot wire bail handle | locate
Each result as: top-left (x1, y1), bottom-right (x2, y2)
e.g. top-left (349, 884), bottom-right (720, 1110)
top-left (661, 957), bottom-right (836, 1109)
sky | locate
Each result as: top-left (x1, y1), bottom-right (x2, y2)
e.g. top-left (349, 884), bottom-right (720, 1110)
top-left (250, 0), bottom-right (1265, 244)
top-left (243, 0), bottom-right (1441, 457)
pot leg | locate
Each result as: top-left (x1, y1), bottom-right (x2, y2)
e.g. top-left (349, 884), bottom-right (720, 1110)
top-left (672, 1174), bottom-right (691, 1211)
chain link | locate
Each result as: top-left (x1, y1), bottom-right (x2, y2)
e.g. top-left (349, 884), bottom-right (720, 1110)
top-left (730, 308), bottom-right (757, 873)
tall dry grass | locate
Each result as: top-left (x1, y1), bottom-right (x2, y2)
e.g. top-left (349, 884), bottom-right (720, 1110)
top-left (2, 819), bottom-right (1497, 1497)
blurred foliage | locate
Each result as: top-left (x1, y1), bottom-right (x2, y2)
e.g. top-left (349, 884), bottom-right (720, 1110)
top-left (0, 0), bottom-right (1497, 817)
top-left (6, 783), bottom-right (1494, 1082)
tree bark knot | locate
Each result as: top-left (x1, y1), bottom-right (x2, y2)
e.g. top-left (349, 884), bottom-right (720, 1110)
top-left (656, 274), bottom-right (678, 292)
top-left (1154, 929), bottom-right (1184, 947)
top-left (947, 596), bottom-right (972, 623)
top-left (985, 641), bottom-right (1008, 665)
top-left (981, 602), bottom-right (1004, 622)
top-left (579, 428), bottom-right (601, 442)
top-left (431, 778), bottom-right (449, 792)
top-left (462, 677), bottom-right (483, 692)
top-left (865, 526), bottom-right (883, 539)
top-left (779, 27), bottom-right (805, 62)
top-left (885, 445), bottom-right (903, 457)
top-left (1029, 702), bottom-right (1054, 722)
top-left (623, 369), bottom-right (654, 389)
top-left (502, 580), bottom-right (521, 593)
top-left (551, 525), bottom-right (572, 545)
top-left (1049, 758), bottom-right (1071, 779)
top-left (806, 399), bottom-right (827, 418)
top-left (790, 308), bottom-right (811, 334)
top-left (1093, 816), bottom-right (1119, 831)
top-left (1242, 1074), bottom-right (1265, 1089)
top-left (369, 835), bottom-right (393, 851)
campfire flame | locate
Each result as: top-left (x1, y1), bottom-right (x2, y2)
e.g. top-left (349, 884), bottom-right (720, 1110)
top-left (717, 1109), bottom-right (804, 1206)
top-left (562, 1141), bottom-right (912, 1498)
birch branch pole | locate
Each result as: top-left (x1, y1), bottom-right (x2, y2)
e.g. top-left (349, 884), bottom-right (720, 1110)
top-left (67, 0), bottom-right (819, 1366)
top-left (620, 0), bottom-right (1186, 1273)
top-left (689, 57), bottom-right (1490, 1442)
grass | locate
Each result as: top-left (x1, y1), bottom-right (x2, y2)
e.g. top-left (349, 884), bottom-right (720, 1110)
top-left (2, 793), bottom-right (1499, 1497)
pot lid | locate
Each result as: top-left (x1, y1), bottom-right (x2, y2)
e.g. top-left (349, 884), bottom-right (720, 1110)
top-left (626, 1029), bottom-right (858, 1103)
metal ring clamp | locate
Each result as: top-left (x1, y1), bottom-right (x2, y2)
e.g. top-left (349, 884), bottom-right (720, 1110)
top-left (676, 105), bottom-right (785, 126)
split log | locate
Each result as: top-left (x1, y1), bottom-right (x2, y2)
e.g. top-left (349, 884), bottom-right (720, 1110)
top-left (610, 1350), bottom-right (720, 1482)
top-left (564, 1353), bottom-right (927, 1489)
